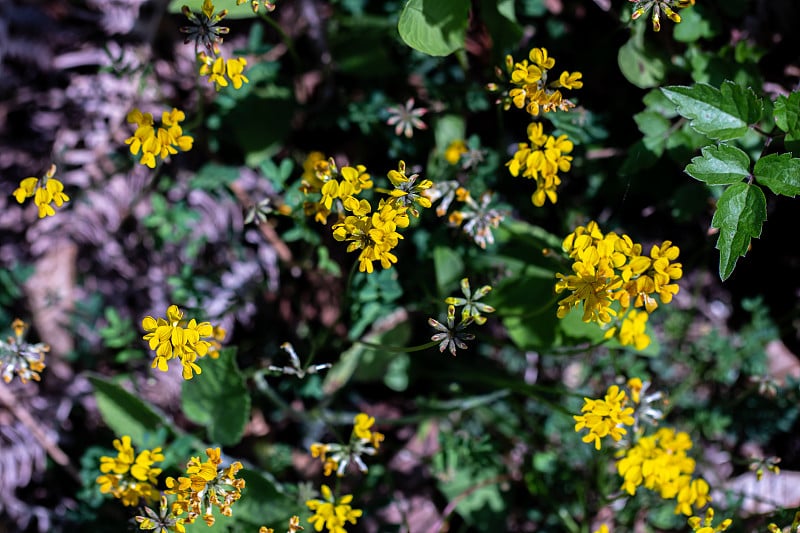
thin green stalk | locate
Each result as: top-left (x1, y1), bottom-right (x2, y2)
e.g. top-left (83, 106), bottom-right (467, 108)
top-left (259, 13), bottom-right (301, 65)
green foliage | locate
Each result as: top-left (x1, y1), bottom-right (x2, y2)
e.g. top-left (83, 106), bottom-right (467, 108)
top-left (618, 24), bottom-right (666, 89)
top-left (662, 82), bottom-right (799, 279)
top-left (181, 348), bottom-right (250, 446)
top-left (711, 182), bottom-right (767, 281)
top-left (397, 0), bottom-right (469, 56)
top-left (18, 2), bottom-right (800, 532)
top-left (99, 308), bottom-right (144, 363)
top-left (89, 375), bottom-right (169, 447)
top-left (661, 81), bottom-right (763, 141)
top-left (685, 144), bottom-right (751, 185)
top-left (754, 153), bottom-right (800, 197)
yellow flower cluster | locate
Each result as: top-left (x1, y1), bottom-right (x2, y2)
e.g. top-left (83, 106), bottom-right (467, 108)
top-left (301, 154), bottom-right (431, 273)
top-left (310, 412), bottom-right (385, 477)
top-left (165, 447), bottom-right (246, 527)
top-left (503, 47), bottom-right (583, 117)
top-left (96, 435), bottom-right (164, 507)
top-left (496, 47), bottom-right (581, 207)
top-left (555, 221), bottom-right (683, 349)
top-left (0, 319), bottom-right (48, 384)
top-left (506, 122), bottom-right (574, 206)
top-left (573, 384), bottom-right (635, 450)
top-left (576, 379), bottom-right (711, 517)
top-left (306, 484), bottom-right (362, 533)
top-left (141, 304), bottom-right (222, 380)
top-left (260, 515), bottom-right (304, 533)
top-left (301, 152), bottom-right (373, 224)
top-left (12, 164), bottom-right (69, 218)
top-left (125, 108), bottom-right (194, 168)
top-left (617, 427), bottom-right (711, 515)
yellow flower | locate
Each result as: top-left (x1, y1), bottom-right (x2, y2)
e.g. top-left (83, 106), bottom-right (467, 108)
top-left (573, 385), bottom-right (635, 450)
top-left (226, 57), bottom-right (249, 89)
top-left (529, 47), bottom-right (555, 69)
top-left (444, 139), bottom-right (468, 165)
top-left (605, 310), bottom-right (651, 350)
top-left (688, 507), bottom-right (732, 533)
top-left (12, 164), bottom-right (69, 218)
top-left (353, 413), bottom-right (375, 440)
top-left (557, 71), bottom-right (584, 90)
top-left (306, 485), bottom-right (362, 533)
top-left (208, 57), bottom-right (229, 89)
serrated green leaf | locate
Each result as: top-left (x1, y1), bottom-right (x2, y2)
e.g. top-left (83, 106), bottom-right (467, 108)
top-left (753, 153), bottom-right (800, 197)
top-left (181, 348), bottom-right (250, 446)
top-left (89, 376), bottom-right (167, 447)
top-left (685, 144), bottom-right (751, 185)
top-left (397, 0), bottom-right (469, 56)
top-left (661, 81), bottom-right (763, 140)
top-left (711, 182), bottom-right (767, 280)
top-left (774, 92), bottom-right (800, 137)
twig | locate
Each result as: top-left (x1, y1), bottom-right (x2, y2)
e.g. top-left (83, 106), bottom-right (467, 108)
top-left (228, 181), bottom-right (294, 264)
top-left (0, 383), bottom-right (79, 480)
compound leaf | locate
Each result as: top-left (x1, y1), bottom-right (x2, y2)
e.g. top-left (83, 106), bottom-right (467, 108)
top-left (710, 182), bottom-right (767, 281)
top-left (662, 81), bottom-right (763, 140)
top-left (685, 144), bottom-right (751, 185)
top-left (753, 152), bottom-right (800, 197)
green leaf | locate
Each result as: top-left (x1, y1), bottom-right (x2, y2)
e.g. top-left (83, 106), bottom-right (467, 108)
top-left (711, 182), bottom-right (767, 280)
top-left (672, 7), bottom-right (716, 43)
top-left (774, 91), bottom-right (800, 137)
top-left (434, 114), bottom-right (466, 153)
top-left (496, 0), bottom-right (516, 21)
top-left (233, 470), bottom-right (295, 526)
top-left (753, 153), bottom-right (800, 197)
top-left (618, 32), bottom-right (666, 89)
top-left (634, 110), bottom-right (671, 156)
top-left (661, 81), bottom-right (763, 141)
top-left (684, 144), bottom-right (751, 185)
top-left (181, 348), bottom-right (250, 446)
top-left (433, 246), bottom-right (465, 296)
top-left (397, 0), bottom-right (469, 56)
top-left (190, 163), bottom-right (241, 191)
top-left (493, 274), bottom-right (557, 350)
top-left (89, 376), bottom-right (167, 447)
